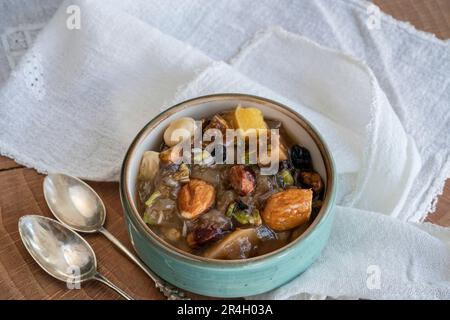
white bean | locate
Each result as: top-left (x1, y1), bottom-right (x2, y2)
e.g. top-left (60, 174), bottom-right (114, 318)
top-left (138, 151), bottom-right (160, 181)
top-left (163, 117), bottom-right (196, 147)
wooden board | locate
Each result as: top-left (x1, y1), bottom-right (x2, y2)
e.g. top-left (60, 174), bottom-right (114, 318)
top-left (0, 0), bottom-right (449, 300)
top-left (374, 0), bottom-right (450, 39)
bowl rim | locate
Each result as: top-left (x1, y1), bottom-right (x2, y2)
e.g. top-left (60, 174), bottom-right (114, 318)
top-left (120, 93), bottom-right (336, 266)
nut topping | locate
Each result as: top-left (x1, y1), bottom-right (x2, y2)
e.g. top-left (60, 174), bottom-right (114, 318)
top-left (178, 178), bottom-right (216, 219)
top-left (261, 188), bottom-right (313, 231)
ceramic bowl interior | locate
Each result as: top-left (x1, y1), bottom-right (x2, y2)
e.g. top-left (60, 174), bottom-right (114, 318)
top-left (121, 94), bottom-right (334, 263)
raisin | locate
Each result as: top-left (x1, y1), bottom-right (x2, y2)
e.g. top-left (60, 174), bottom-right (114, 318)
top-left (290, 145), bottom-right (313, 170)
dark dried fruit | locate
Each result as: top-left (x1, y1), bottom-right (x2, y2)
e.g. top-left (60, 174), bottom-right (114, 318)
top-left (186, 211), bottom-right (232, 248)
top-left (291, 145), bottom-right (313, 170)
top-left (229, 165), bottom-right (256, 195)
top-left (186, 224), bottom-right (225, 248)
top-left (298, 171), bottom-right (323, 195)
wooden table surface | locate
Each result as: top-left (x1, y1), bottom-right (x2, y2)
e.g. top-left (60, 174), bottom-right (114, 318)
top-left (1, 0), bottom-right (449, 300)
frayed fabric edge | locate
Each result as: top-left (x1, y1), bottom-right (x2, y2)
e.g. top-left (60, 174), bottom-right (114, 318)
top-left (345, 0), bottom-right (449, 47)
top-left (0, 141), bottom-right (121, 182)
top-left (418, 155), bottom-right (450, 222)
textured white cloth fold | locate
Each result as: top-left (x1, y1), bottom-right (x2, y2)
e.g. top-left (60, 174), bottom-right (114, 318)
top-left (0, 0), bottom-right (449, 299)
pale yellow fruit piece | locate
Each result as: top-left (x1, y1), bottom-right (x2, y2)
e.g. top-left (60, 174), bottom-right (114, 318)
top-left (232, 106), bottom-right (267, 134)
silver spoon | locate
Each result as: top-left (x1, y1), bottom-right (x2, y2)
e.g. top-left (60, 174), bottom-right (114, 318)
top-left (43, 173), bottom-right (187, 300)
top-left (18, 215), bottom-right (134, 300)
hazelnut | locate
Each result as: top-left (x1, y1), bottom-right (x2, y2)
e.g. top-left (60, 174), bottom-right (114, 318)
top-left (261, 188), bottom-right (313, 231)
top-left (229, 165), bottom-right (256, 195)
top-left (298, 171), bottom-right (323, 194)
top-left (178, 179), bottom-right (215, 219)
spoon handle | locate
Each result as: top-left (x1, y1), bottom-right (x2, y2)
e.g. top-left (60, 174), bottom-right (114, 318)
top-left (94, 272), bottom-right (134, 300)
top-left (99, 227), bottom-right (188, 300)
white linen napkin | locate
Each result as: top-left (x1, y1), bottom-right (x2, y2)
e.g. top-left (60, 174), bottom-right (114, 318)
top-left (0, 0), bottom-right (449, 299)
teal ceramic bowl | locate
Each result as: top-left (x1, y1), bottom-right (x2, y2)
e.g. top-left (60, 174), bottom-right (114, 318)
top-left (120, 94), bottom-right (336, 298)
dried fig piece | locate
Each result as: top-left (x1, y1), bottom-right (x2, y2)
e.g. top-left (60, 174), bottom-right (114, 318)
top-left (186, 224), bottom-right (225, 248)
top-left (186, 210), bottom-right (232, 248)
top-left (228, 165), bottom-right (256, 196)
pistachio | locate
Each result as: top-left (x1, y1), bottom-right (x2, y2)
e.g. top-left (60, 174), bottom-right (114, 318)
top-left (277, 169), bottom-right (294, 187)
top-left (225, 201), bottom-right (262, 226)
top-left (185, 210), bottom-right (232, 247)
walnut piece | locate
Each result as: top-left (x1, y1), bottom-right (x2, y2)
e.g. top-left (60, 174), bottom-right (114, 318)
top-left (178, 178), bottom-right (216, 219)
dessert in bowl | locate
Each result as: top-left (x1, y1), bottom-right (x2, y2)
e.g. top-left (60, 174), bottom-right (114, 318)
top-left (120, 94), bottom-right (336, 297)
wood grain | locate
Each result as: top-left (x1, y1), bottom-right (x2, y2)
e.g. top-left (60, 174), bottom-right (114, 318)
top-left (374, 0), bottom-right (450, 39)
top-left (0, 0), bottom-right (449, 300)
top-left (426, 181), bottom-right (450, 226)
top-left (0, 167), bottom-right (165, 300)
top-left (0, 157), bottom-right (21, 171)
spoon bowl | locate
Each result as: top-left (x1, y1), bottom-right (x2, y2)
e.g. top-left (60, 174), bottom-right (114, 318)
top-left (18, 215), bottom-right (133, 299)
top-left (43, 173), bottom-right (105, 233)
